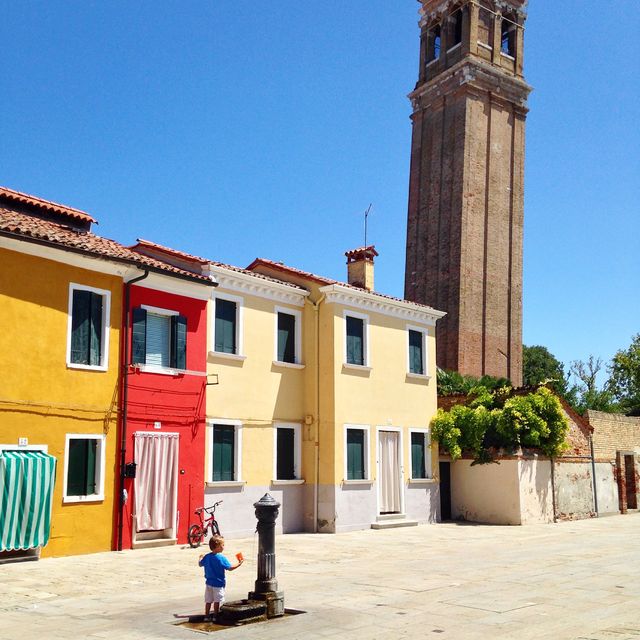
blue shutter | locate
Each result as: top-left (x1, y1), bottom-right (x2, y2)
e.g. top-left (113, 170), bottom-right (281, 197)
top-left (171, 315), bottom-right (187, 370)
top-left (131, 307), bottom-right (147, 364)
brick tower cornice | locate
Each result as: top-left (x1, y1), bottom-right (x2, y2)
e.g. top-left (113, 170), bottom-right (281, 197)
top-left (409, 58), bottom-right (532, 113)
top-left (418, 0), bottom-right (528, 26)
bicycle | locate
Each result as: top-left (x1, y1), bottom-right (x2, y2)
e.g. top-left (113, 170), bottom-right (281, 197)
top-left (187, 500), bottom-right (222, 548)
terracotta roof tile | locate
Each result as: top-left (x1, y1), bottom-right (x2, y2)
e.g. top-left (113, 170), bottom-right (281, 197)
top-left (247, 257), bottom-right (443, 312)
top-left (0, 186), bottom-right (96, 224)
top-left (0, 207), bottom-right (215, 285)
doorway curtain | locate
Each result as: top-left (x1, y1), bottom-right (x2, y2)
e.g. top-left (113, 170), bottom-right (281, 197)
top-left (379, 431), bottom-right (401, 513)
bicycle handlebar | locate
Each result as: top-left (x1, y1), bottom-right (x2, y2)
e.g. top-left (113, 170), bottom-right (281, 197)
top-left (203, 500), bottom-right (223, 514)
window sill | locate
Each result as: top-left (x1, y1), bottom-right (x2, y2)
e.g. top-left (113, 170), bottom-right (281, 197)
top-left (133, 364), bottom-right (206, 377)
top-left (408, 478), bottom-right (437, 485)
top-left (342, 363), bottom-right (372, 372)
top-left (271, 479), bottom-right (305, 486)
top-left (446, 42), bottom-right (462, 54)
top-left (406, 372), bottom-right (432, 381)
top-left (426, 57), bottom-right (439, 66)
top-left (500, 51), bottom-right (515, 60)
top-left (477, 41), bottom-right (493, 51)
top-left (63, 495), bottom-right (105, 504)
top-left (208, 351), bottom-right (247, 362)
top-left (342, 479), bottom-right (373, 486)
top-left (67, 362), bottom-right (108, 373)
top-left (272, 361), bottom-right (305, 370)
top-left (205, 481), bottom-right (246, 488)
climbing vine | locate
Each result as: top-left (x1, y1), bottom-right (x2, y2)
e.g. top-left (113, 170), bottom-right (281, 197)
top-left (431, 386), bottom-right (569, 464)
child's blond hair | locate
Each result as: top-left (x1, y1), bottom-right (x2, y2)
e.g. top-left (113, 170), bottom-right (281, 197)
top-left (209, 534), bottom-right (224, 551)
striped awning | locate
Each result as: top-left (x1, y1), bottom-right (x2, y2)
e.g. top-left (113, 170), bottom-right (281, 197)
top-left (0, 450), bottom-right (57, 552)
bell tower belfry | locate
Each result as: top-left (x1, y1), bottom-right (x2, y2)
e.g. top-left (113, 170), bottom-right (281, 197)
top-left (404, 0), bottom-right (531, 386)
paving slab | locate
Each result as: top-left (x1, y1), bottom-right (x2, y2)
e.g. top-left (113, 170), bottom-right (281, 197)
top-left (1, 514), bottom-right (640, 639)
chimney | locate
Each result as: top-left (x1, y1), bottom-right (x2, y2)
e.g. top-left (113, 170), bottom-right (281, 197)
top-left (345, 246), bottom-right (378, 291)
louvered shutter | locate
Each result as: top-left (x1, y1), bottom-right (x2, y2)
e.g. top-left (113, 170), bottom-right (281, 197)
top-left (411, 432), bottom-right (426, 479)
top-left (215, 299), bottom-right (236, 354)
top-left (346, 429), bottom-right (364, 480)
top-left (346, 317), bottom-right (364, 366)
top-left (213, 426), bottom-right (235, 481)
top-left (409, 330), bottom-right (424, 375)
top-left (171, 315), bottom-right (187, 369)
top-left (71, 289), bottom-right (91, 364)
top-left (131, 307), bottom-right (147, 364)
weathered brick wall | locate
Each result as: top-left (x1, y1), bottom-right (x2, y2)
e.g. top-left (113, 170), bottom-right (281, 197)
top-left (588, 411), bottom-right (640, 460)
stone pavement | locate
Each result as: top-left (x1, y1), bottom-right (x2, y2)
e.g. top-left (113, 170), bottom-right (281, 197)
top-left (1, 514), bottom-right (639, 640)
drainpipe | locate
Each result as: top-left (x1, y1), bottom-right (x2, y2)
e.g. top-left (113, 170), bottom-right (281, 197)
top-left (117, 269), bottom-right (149, 551)
top-left (590, 435), bottom-right (599, 517)
top-left (306, 294), bottom-right (325, 533)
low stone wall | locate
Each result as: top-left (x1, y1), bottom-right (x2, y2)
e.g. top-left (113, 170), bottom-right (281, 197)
top-left (553, 461), bottom-right (595, 521)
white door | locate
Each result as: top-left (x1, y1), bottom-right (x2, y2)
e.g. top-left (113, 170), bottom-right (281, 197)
top-left (379, 431), bottom-right (401, 513)
top-left (134, 432), bottom-right (179, 536)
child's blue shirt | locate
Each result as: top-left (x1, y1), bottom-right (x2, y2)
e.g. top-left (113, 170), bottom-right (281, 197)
top-left (199, 552), bottom-right (232, 587)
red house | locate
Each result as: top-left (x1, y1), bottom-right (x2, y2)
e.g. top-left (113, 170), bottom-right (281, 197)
top-left (117, 240), bottom-right (216, 550)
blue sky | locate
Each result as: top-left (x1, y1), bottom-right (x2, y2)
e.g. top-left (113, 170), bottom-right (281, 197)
top-left (2, 2), bottom-right (638, 382)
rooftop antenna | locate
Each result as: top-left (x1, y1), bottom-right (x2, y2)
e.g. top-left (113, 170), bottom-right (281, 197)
top-left (363, 203), bottom-right (373, 247)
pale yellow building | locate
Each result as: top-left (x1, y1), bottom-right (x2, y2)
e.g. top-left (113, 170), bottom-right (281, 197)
top-left (205, 248), bottom-right (445, 535)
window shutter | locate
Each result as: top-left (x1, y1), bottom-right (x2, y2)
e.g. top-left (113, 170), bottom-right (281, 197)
top-left (409, 330), bottom-right (424, 375)
top-left (346, 317), bottom-right (364, 366)
top-left (213, 426), bottom-right (235, 482)
top-left (215, 299), bottom-right (237, 354)
top-left (67, 439), bottom-right (97, 496)
top-left (89, 292), bottom-right (103, 366)
top-left (277, 428), bottom-right (295, 479)
top-left (171, 315), bottom-right (187, 369)
top-left (347, 429), bottom-right (364, 480)
top-left (146, 313), bottom-right (171, 367)
top-left (85, 439), bottom-right (97, 494)
top-left (411, 432), bottom-right (426, 479)
top-left (131, 307), bottom-right (147, 365)
top-left (277, 313), bottom-right (296, 363)
top-left (71, 289), bottom-right (91, 364)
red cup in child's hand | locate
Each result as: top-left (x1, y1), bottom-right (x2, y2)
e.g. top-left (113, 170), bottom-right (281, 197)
top-left (236, 552), bottom-right (243, 562)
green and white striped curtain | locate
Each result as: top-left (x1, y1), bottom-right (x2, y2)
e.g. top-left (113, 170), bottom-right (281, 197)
top-left (0, 451), bottom-right (57, 552)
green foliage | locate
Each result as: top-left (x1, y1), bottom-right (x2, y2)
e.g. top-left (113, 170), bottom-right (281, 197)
top-left (436, 368), bottom-right (511, 396)
top-left (431, 386), bottom-right (569, 463)
top-left (523, 345), bottom-right (577, 405)
top-left (607, 334), bottom-right (640, 416)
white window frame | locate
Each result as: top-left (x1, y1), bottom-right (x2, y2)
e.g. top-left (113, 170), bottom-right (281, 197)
top-left (62, 433), bottom-right (106, 503)
top-left (408, 428), bottom-right (432, 481)
top-left (343, 424), bottom-right (371, 483)
top-left (211, 293), bottom-right (245, 360)
top-left (66, 283), bottom-right (111, 371)
top-left (273, 306), bottom-right (303, 367)
top-left (205, 419), bottom-right (244, 486)
top-left (406, 324), bottom-right (429, 378)
top-left (343, 310), bottom-right (371, 369)
top-left (137, 304), bottom-right (180, 373)
top-left (272, 423), bottom-right (303, 483)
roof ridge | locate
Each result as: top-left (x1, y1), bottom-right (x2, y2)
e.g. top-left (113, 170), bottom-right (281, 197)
top-left (0, 186), bottom-right (96, 224)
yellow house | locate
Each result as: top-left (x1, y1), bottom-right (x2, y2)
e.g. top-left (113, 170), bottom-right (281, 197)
top-left (204, 247), bottom-right (445, 535)
top-left (0, 186), bottom-right (214, 558)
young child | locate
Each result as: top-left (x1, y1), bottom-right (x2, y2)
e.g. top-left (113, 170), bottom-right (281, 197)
top-left (198, 534), bottom-right (243, 618)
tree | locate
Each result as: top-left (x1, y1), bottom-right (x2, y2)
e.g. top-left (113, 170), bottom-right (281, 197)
top-left (522, 345), bottom-right (577, 404)
top-left (607, 334), bottom-right (640, 416)
top-left (570, 356), bottom-right (617, 414)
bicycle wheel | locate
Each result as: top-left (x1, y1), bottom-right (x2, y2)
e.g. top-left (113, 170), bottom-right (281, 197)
top-left (188, 524), bottom-right (204, 548)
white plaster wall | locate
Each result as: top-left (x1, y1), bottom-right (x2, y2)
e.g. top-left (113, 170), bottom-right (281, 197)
top-left (334, 482), bottom-right (378, 532)
top-left (518, 459), bottom-right (553, 524)
top-left (404, 481), bottom-right (439, 523)
top-left (554, 462), bottom-right (595, 520)
top-left (450, 460), bottom-right (522, 525)
top-left (204, 483), bottom-right (306, 539)
top-left (594, 462), bottom-right (619, 515)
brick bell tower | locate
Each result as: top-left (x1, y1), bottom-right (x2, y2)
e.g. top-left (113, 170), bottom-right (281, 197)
top-left (404, 0), bottom-right (531, 386)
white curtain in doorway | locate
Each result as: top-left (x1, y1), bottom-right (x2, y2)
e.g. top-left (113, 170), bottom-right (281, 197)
top-left (134, 432), bottom-right (179, 531)
top-left (380, 431), bottom-right (401, 513)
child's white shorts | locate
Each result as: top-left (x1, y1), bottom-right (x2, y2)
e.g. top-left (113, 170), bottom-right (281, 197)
top-left (204, 585), bottom-right (225, 604)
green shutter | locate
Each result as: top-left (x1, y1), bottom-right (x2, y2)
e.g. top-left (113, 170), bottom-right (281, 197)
top-left (67, 439), bottom-right (97, 496)
top-left (71, 289), bottom-right (91, 364)
top-left (346, 316), bottom-right (364, 366)
top-left (213, 426), bottom-right (235, 481)
top-left (89, 292), bottom-right (103, 366)
top-left (277, 428), bottom-right (295, 479)
top-left (277, 313), bottom-right (296, 363)
top-left (411, 432), bottom-right (426, 479)
top-left (409, 330), bottom-right (424, 375)
top-left (132, 307), bottom-right (147, 365)
top-left (347, 429), bottom-right (365, 480)
top-left (215, 299), bottom-right (237, 354)
top-left (171, 315), bottom-right (187, 369)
